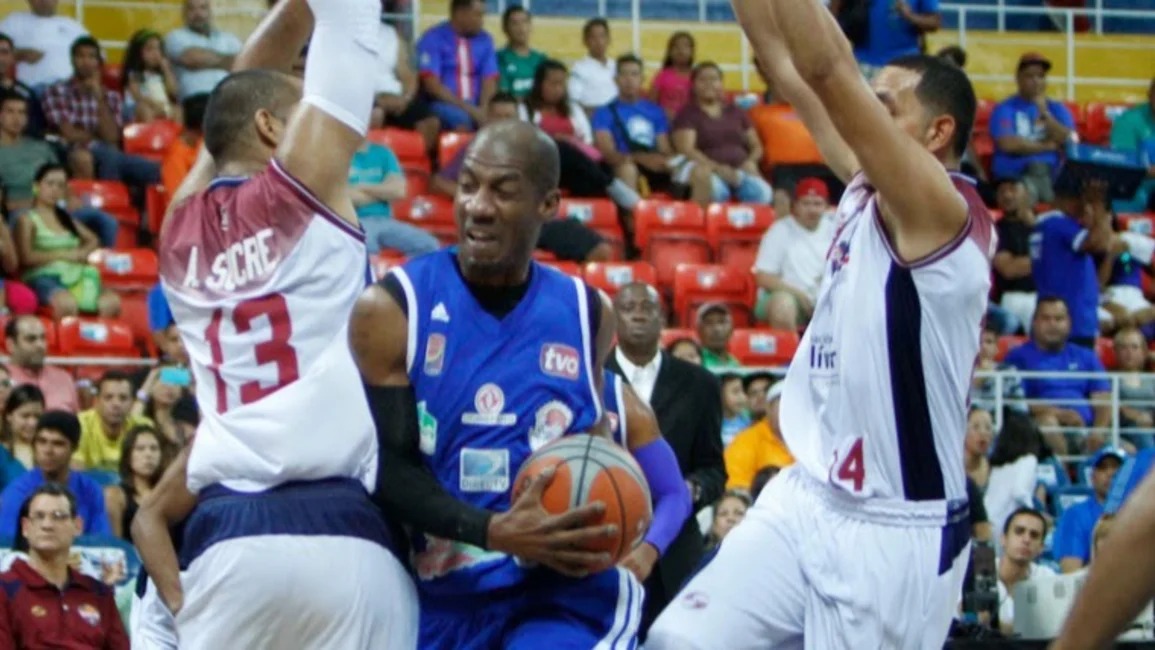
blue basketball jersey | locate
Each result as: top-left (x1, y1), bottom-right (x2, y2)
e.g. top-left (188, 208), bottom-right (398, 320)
top-left (390, 249), bottom-right (603, 597)
top-left (602, 370), bottom-right (628, 447)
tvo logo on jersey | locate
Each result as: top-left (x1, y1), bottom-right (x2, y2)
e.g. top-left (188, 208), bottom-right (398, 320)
top-left (462, 383), bottom-right (518, 426)
top-left (541, 344), bottom-right (580, 380)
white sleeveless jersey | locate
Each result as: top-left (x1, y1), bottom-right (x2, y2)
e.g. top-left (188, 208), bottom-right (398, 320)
top-left (159, 160), bottom-right (377, 494)
top-left (780, 171), bottom-right (995, 522)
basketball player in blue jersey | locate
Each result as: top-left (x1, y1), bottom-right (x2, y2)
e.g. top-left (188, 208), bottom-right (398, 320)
top-left (649, 0), bottom-right (990, 648)
top-left (349, 120), bottom-right (689, 649)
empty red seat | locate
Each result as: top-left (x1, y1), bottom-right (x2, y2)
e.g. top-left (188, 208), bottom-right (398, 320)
top-left (634, 200), bottom-right (710, 292)
top-left (438, 132), bottom-right (474, 167)
top-left (729, 328), bottom-right (799, 367)
top-left (405, 171), bottom-right (430, 196)
top-left (101, 64), bottom-right (122, 91)
top-left (123, 120), bottom-right (181, 161)
top-left (583, 261), bottom-right (658, 298)
top-left (558, 198), bottom-right (623, 257)
top-left (672, 263), bottom-right (755, 327)
top-left (705, 203), bottom-right (774, 271)
top-left (974, 98), bottom-right (995, 134)
top-left (118, 292), bottom-right (156, 357)
top-left (1097, 337), bottom-right (1116, 369)
top-left (57, 317), bottom-right (136, 358)
top-left (1082, 102), bottom-right (1130, 145)
top-left (367, 128), bottom-right (431, 174)
top-left (1062, 101), bottom-right (1086, 136)
top-left (88, 248), bottom-right (159, 291)
top-left (660, 328), bottom-right (697, 349)
top-left (541, 260), bottom-right (582, 277)
top-left (394, 195), bottom-right (456, 244)
top-left (68, 180), bottom-right (138, 228)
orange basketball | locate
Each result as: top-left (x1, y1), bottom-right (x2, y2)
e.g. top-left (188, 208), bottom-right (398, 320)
top-left (514, 434), bottom-right (653, 563)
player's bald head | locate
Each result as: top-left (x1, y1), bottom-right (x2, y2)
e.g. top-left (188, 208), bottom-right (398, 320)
top-left (203, 68), bottom-right (302, 162)
top-left (468, 120), bottom-right (560, 199)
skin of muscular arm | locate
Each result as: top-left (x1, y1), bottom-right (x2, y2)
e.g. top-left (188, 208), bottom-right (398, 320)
top-left (130, 446), bottom-right (197, 615)
top-left (1050, 471), bottom-right (1155, 650)
top-left (735, 0), bottom-right (968, 261)
top-left (616, 382), bottom-right (664, 582)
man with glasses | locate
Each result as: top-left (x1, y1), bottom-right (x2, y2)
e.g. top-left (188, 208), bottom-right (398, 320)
top-left (5, 315), bottom-right (78, 412)
top-left (0, 483), bottom-right (128, 648)
top-left (0, 410), bottom-right (109, 538)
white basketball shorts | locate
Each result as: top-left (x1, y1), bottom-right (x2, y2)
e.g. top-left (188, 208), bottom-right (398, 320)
top-left (130, 577), bottom-right (177, 650)
top-left (646, 465), bottom-right (971, 650)
top-left (175, 478), bottom-right (418, 650)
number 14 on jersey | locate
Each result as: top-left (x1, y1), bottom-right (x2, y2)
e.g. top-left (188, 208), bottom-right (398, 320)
top-left (831, 437), bottom-right (865, 493)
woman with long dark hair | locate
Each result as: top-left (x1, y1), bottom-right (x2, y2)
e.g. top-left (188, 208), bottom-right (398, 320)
top-left (121, 30), bottom-right (179, 122)
top-left (523, 59), bottom-right (597, 156)
top-left (1, 384), bottom-right (44, 472)
top-left (104, 424), bottom-right (166, 540)
top-left (14, 164), bottom-right (118, 318)
top-left (650, 31), bottom-right (695, 119)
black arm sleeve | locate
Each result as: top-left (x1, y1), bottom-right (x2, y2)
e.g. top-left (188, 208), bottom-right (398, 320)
top-left (365, 382), bottom-right (493, 548)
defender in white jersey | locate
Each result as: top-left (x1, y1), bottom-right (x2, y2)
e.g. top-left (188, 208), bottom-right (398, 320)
top-left (647, 2), bottom-right (991, 648)
top-left (134, 1), bottom-right (417, 648)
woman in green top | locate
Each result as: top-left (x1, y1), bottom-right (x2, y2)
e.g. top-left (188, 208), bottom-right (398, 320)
top-left (15, 164), bottom-right (118, 318)
top-left (496, 6), bottom-right (547, 100)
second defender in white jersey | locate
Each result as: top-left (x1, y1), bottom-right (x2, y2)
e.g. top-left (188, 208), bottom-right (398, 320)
top-left (133, 1), bottom-right (418, 648)
top-left (646, 1), bottom-right (991, 648)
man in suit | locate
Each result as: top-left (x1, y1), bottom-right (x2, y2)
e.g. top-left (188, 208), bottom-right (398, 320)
top-left (607, 282), bottom-right (726, 638)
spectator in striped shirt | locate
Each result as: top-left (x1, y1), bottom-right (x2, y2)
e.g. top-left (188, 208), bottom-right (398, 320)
top-left (416, 0), bottom-right (498, 132)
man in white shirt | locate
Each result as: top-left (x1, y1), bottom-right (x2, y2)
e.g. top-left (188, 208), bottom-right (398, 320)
top-left (165, 0), bottom-right (242, 99)
top-left (996, 506), bottom-right (1055, 634)
top-left (0, 0), bottom-right (88, 87)
top-left (752, 176), bottom-right (836, 330)
top-left (568, 18), bottom-right (617, 113)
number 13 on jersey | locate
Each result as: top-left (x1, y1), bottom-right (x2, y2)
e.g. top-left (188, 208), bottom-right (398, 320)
top-left (205, 294), bottom-right (301, 414)
top-left (830, 437), bottom-right (865, 493)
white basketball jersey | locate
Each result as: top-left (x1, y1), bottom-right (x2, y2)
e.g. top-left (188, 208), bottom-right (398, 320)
top-left (780, 172), bottom-right (995, 518)
top-left (159, 160), bottom-right (377, 493)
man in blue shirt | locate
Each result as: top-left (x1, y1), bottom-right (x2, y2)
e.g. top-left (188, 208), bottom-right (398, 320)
top-left (1053, 446), bottom-right (1125, 573)
top-left (990, 52), bottom-right (1076, 203)
top-left (1005, 296), bottom-right (1111, 456)
top-left (852, 0), bottom-right (941, 77)
top-left (416, 0), bottom-right (499, 131)
top-left (592, 54), bottom-right (684, 199)
top-left (349, 141), bottom-right (439, 256)
top-left (0, 411), bottom-right (110, 540)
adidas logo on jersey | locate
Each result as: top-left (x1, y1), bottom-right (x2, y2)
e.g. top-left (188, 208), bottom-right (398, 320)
top-left (432, 303), bottom-right (450, 323)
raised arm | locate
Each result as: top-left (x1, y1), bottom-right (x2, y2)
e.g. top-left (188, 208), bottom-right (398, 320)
top-left (736, 0), bottom-right (969, 260)
top-left (735, 3), bottom-right (858, 182)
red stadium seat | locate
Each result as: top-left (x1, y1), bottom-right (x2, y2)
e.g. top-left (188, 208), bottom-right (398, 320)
top-left (123, 120), bottom-right (181, 161)
top-left (660, 328), bottom-right (697, 349)
top-left (1118, 213), bottom-right (1154, 235)
top-left (88, 248), bottom-right (159, 291)
top-left (974, 99), bottom-right (995, 134)
top-left (541, 260), bottom-right (582, 277)
top-left (729, 328), bottom-right (799, 367)
top-left (394, 195), bottom-right (456, 244)
top-left (57, 317), bottom-right (136, 357)
top-left (1096, 337), bottom-right (1116, 370)
top-left (438, 132), bottom-right (473, 168)
top-left (634, 200), bottom-right (710, 292)
top-left (1062, 101), bottom-right (1085, 137)
top-left (558, 198), bottom-right (624, 257)
top-left (533, 250), bottom-right (558, 262)
top-left (68, 180), bottom-right (138, 231)
top-left (101, 64), bottom-right (122, 91)
top-left (583, 261), bottom-right (658, 299)
top-left (705, 203), bottom-right (774, 271)
top-left (367, 128), bottom-right (431, 174)
top-left (1082, 102), bottom-right (1130, 145)
top-left (118, 292), bottom-right (157, 357)
top-left (996, 335), bottom-right (1027, 362)
top-left (405, 171), bottom-right (430, 196)
top-left (145, 184), bottom-right (168, 235)
top-left (672, 263), bottom-right (755, 327)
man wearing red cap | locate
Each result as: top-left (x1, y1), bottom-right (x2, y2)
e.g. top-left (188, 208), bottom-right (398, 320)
top-left (753, 176), bottom-right (835, 331)
top-left (990, 52), bottom-right (1076, 203)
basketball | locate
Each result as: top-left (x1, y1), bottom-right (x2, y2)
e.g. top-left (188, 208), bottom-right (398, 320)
top-left (515, 434), bottom-right (653, 562)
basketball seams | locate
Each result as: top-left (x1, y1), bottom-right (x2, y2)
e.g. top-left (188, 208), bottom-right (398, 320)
top-left (594, 458), bottom-right (631, 561)
top-left (571, 435), bottom-right (597, 510)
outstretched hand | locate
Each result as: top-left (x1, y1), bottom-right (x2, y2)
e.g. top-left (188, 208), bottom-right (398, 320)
top-left (487, 468), bottom-right (617, 578)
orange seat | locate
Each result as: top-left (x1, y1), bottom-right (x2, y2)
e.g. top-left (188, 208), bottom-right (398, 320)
top-left (68, 180), bottom-right (138, 230)
top-left (57, 317), bottom-right (137, 358)
top-left (1096, 337), bottom-right (1116, 370)
top-left (729, 328), bottom-right (799, 367)
top-left (996, 335), bottom-right (1027, 362)
top-left (672, 263), bottom-right (755, 327)
top-left (438, 132), bottom-right (474, 168)
top-left (705, 203), bottom-right (774, 271)
top-left (634, 200), bottom-right (711, 292)
top-left (540, 260), bottom-right (582, 277)
top-left (394, 195), bottom-right (456, 244)
top-left (583, 261), bottom-right (658, 298)
top-left (123, 120), bottom-right (181, 162)
top-left (1081, 102), bottom-right (1130, 146)
top-left (558, 198), bottom-right (623, 258)
top-left (88, 248), bottom-right (159, 291)
top-left (367, 128), bottom-right (431, 174)
top-left (371, 251), bottom-right (408, 281)
top-left (660, 328), bottom-right (697, 349)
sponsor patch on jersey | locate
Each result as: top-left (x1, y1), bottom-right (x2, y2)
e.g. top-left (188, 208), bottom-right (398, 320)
top-left (77, 603), bottom-right (101, 626)
top-left (462, 383), bottom-right (517, 426)
top-left (460, 448), bottom-right (510, 492)
top-left (540, 343), bottom-right (581, 380)
top-left (424, 333), bottom-right (446, 376)
top-left (528, 401), bottom-right (574, 451)
top-left (417, 400), bottom-right (438, 455)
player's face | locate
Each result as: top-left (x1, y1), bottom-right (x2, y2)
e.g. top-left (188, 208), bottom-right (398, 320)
top-left (97, 380), bottom-right (134, 427)
top-left (614, 286), bottom-right (663, 350)
top-left (131, 432), bottom-right (163, 479)
top-left (455, 143), bottom-right (557, 278)
top-left (1091, 457), bottom-right (1122, 498)
top-left (504, 9), bottom-right (531, 46)
top-left (1002, 514), bottom-right (1045, 562)
top-left (22, 494), bottom-right (79, 555)
top-left (965, 409), bottom-right (993, 457)
top-left (33, 429), bottom-right (73, 474)
top-left (873, 66), bottom-right (954, 159)
top-left (1031, 302), bottom-right (1070, 348)
top-left (1114, 331), bottom-right (1147, 370)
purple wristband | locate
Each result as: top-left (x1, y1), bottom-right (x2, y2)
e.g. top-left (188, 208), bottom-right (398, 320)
top-left (633, 437), bottom-right (692, 555)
